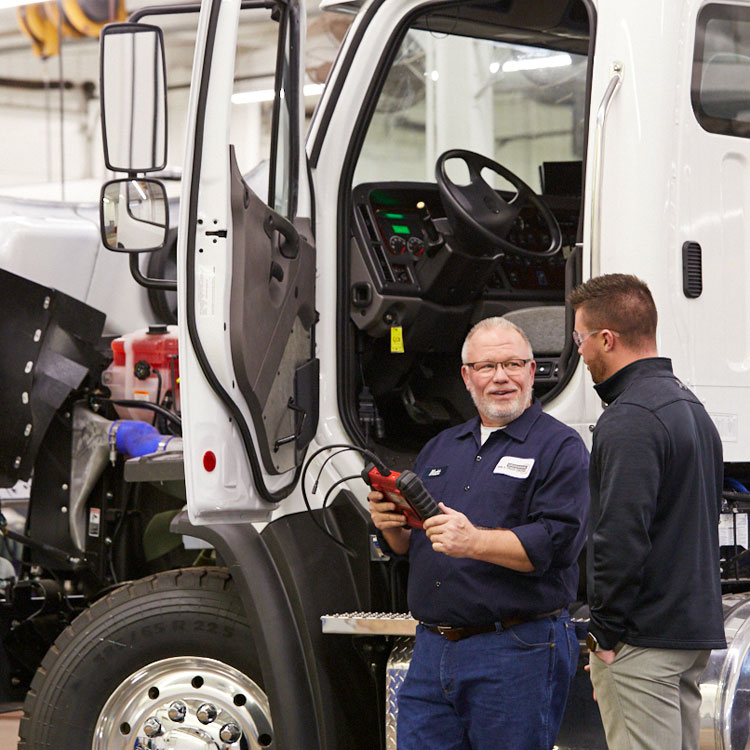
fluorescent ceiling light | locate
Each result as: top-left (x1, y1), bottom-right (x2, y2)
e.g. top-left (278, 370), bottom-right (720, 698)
top-left (231, 89), bottom-right (276, 105)
top-left (502, 53), bottom-right (572, 73)
top-left (131, 180), bottom-right (147, 200)
top-left (232, 83), bottom-right (324, 105)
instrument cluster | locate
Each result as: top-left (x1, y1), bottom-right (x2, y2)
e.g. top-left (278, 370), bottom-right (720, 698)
top-left (352, 182), bottom-right (579, 300)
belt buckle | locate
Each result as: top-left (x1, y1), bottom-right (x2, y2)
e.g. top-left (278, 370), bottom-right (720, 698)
top-left (436, 625), bottom-right (454, 636)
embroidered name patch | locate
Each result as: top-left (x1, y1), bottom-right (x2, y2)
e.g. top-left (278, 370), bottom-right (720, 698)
top-left (493, 456), bottom-right (535, 479)
top-left (425, 467), bottom-right (447, 477)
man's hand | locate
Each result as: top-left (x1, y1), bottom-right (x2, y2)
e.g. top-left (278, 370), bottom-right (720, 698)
top-left (368, 490), bottom-right (411, 555)
top-left (591, 649), bottom-right (616, 665)
top-left (423, 503), bottom-right (478, 558)
top-left (368, 491), bottom-right (407, 531)
top-left (583, 664), bottom-right (596, 701)
top-left (424, 503), bottom-right (534, 571)
top-left (584, 648), bottom-right (616, 702)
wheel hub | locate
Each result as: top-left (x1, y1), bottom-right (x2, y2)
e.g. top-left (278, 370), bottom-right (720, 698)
top-left (93, 656), bottom-right (273, 749)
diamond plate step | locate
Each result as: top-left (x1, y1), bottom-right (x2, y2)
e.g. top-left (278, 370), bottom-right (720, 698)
top-left (320, 611), bottom-right (418, 636)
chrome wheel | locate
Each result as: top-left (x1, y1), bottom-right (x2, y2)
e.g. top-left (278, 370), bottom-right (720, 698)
top-left (93, 656), bottom-right (273, 749)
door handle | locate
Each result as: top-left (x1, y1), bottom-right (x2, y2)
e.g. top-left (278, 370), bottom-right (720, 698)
top-left (590, 63), bottom-right (623, 278)
top-left (264, 212), bottom-right (299, 260)
top-left (269, 261), bottom-right (284, 283)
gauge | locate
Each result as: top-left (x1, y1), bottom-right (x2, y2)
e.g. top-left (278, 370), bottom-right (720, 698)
top-left (407, 236), bottom-right (424, 256)
top-left (389, 236), bottom-right (407, 254)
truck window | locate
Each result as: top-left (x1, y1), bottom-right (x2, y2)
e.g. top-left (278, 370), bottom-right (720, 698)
top-left (270, 19), bottom-right (293, 217)
top-left (153, 6), bottom-right (300, 210)
top-left (355, 33), bottom-right (587, 191)
top-left (692, 3), bottom-right (750, 138)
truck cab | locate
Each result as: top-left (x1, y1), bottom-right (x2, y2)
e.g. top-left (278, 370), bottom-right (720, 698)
top-left (17, 1), bottom-right (750, 749)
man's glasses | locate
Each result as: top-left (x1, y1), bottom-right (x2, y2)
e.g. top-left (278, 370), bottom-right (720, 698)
top-left (464, 359), bottom-right (531, 375)
top-left (572, 329), bottom-right (619, 347)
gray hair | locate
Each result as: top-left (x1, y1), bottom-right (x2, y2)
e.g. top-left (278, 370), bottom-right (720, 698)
top-left (461, 316), bottom-right (534, 363)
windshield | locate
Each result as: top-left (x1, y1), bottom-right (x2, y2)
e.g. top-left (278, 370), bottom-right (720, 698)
top-left (355, 31), bottom-right (587, 192)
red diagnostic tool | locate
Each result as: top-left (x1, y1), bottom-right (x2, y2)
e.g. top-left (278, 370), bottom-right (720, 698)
top-left (363, 463), bottom-right (442, 529)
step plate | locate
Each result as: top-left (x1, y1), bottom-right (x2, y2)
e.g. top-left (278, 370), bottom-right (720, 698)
top-left (320, 611), bottom-right (418, 636)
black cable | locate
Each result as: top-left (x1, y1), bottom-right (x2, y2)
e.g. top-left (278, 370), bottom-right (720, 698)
top-left (312, 448), bottom-right (353, 492)
top-left (321, 473), bottom-right (368, 531)
top-left (300, 443), bottom-right (388, 557)
top-left (91, 396), bottom-right (182, 430)
top-left (0, 512), bottom-right (76, 614)
top-left (11, 578), bottom-right (48, 630)
top-left (302, 442), bottom-right (387, 478)
top-left (107, 480), bottom-right (138, 584)
top-left (152, 369), bottom-right (163, 427)
top-left (300, 470), bottom-right (357, 558)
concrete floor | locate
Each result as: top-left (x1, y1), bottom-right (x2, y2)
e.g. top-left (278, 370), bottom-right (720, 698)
top-left (0, 710), bottom-right (20, 749)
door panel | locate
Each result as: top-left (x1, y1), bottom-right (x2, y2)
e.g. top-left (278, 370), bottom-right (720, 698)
top-left (229, 150), bottom-right (316, 474)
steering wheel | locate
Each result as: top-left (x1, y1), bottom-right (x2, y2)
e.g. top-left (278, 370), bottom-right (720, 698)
top-left (435, 149), bottom-right (562, 258)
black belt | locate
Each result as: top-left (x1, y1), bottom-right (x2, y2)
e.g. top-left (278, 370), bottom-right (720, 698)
top-left (424, 609), bottom-right (562, 642)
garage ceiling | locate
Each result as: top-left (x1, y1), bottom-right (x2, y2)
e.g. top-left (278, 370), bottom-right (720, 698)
top-left (0, 0), bottom-right (336, 91)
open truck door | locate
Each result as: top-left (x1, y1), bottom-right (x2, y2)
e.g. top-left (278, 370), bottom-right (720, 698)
top-left (99, 2), bottom-right (316, 525)
top-left (175, 0), bottom-right (317, 523)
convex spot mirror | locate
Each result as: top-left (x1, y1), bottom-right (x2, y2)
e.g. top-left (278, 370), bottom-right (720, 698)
top-left (100, 178), bottom-right (169, 253)
top-left (100, 22), bottom-right (167, 173)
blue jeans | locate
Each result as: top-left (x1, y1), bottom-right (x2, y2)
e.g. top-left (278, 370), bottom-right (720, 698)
top-left (397, 613), bottom-right (578, 750)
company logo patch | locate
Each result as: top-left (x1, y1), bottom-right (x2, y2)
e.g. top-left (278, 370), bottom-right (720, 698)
top-left (426, 467), bottom-right (447, 477)
top-left (493, 456), bottom-right (535, 479)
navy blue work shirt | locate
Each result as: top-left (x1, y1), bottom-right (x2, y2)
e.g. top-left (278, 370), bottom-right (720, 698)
top-left (396, 400), bottom-right (589, 627)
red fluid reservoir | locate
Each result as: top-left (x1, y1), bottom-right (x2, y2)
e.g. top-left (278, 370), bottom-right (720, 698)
top-left (101, 325), bottom-right (180, 421)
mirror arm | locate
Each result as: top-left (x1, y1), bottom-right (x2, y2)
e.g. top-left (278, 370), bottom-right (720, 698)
top-left (129, 253), bottom-right (177, 291)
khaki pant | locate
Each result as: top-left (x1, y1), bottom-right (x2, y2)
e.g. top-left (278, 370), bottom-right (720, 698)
top-left (589, 643), bottom-right (710, 750)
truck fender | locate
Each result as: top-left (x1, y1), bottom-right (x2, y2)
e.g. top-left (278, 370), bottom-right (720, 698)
top-left (170, 509), bottom-right (322, 750)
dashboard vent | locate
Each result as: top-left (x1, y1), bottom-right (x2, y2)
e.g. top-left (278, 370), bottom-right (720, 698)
top-left (358, 204), bottom-right (379, 242)
top-left (682, 242), bottom-right (702, 299)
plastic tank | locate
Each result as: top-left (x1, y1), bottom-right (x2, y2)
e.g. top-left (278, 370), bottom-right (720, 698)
top-left (101, 325), bottom-right (179, 421)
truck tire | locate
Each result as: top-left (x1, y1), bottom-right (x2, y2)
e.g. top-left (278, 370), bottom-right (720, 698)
top-left (18, 567), bottom-right (274, 749)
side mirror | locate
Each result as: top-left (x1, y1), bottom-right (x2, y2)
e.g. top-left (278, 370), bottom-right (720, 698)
top-left (100, 23), bottom-right (167, 173)
top-left (100, 178), bottom-right (169, 253)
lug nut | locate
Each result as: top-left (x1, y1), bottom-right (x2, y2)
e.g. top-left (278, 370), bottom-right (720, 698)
top-left (143, 717), bottom-right (162, 737)
top-left (196, 703), bottom-right (218, 724)
top-left (168, 700), bottom-right (187, 722)
top-left (219, 722), bottom-right (242, 743)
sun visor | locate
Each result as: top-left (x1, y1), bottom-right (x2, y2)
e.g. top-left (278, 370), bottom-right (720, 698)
top-left (0, 269), bottom-right (106, 487)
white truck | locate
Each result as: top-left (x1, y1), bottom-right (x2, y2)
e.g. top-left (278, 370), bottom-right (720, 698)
top-left (14, 0), bottom-right (750, 748)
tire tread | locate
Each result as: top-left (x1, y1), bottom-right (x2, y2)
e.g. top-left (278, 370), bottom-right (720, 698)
top-left (18, 567), bottom-right (246, 749)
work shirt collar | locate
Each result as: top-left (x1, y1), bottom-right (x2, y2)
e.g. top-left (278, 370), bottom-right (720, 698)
top-left (456, 398), bottom-right (544, 445)
top-left (594, 357), bottom-right (673, 405)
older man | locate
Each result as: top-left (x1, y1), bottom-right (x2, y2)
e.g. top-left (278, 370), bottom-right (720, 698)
top-left (370, 316), bottom-right (589, 750)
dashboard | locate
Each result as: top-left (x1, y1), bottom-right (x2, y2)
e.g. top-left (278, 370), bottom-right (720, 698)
top-left (351, 181), bottom-right (579, 303)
